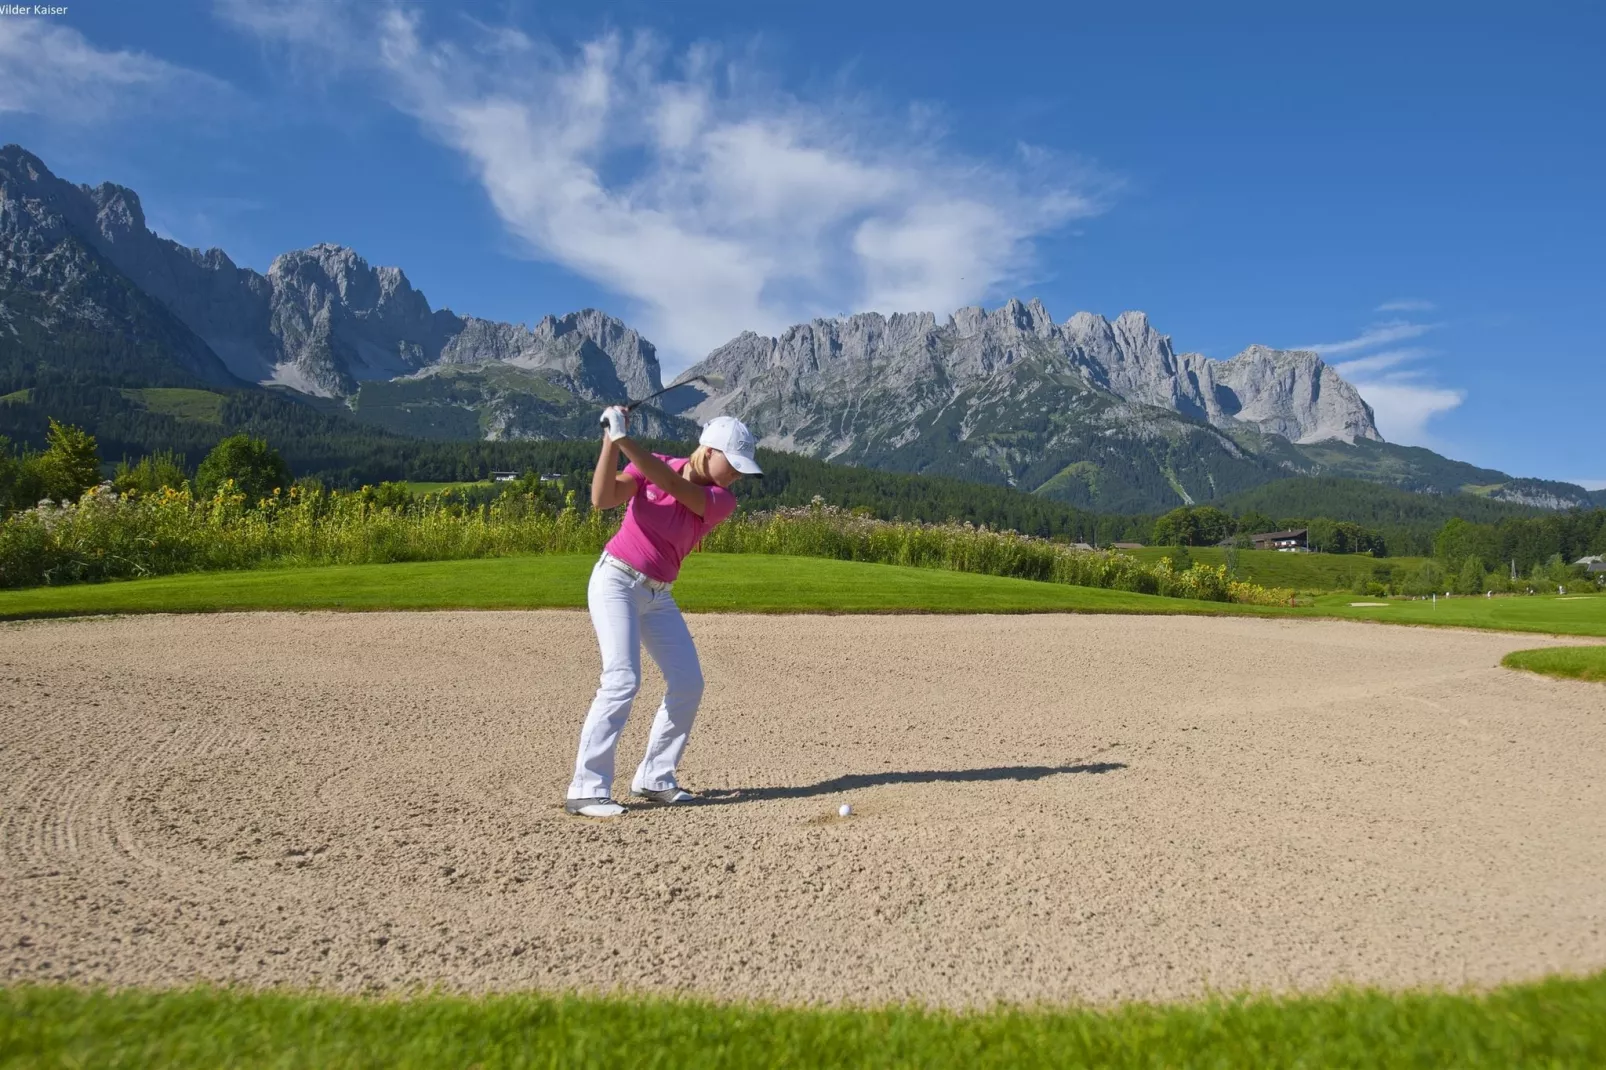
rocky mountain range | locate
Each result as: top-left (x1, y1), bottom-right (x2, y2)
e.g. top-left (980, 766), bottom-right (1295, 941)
top-left (1, 143), bottom-right (1593, 512)
top-left (0, 145), bottom-right (690, 440)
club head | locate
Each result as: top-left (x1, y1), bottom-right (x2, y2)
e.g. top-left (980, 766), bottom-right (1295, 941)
top-left (679, 371), bottom-right (726, 391)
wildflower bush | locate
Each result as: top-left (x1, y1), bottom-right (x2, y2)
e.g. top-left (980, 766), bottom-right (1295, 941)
top-left (0, 488), bottom-right (1292, 606)
top-left (702, 499), bottom-right (1292, 605)
top-left (0, 482), bottom-right (615, 588)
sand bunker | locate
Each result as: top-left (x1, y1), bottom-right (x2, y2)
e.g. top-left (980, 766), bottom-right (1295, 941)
top-left (2, 610), bottom-right (1603, 1008)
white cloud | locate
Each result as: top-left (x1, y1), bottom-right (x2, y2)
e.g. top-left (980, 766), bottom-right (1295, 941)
top-left (1298, 319), bottom-right (1460, 445)
top-left (1375, 298), bottom-right (1436, 312)
top-left (1330, 347), bottom-right (1431, 377)
top-left (0, 19), bottom-right (229, 123)
top-left (1346, 376), bottom-right (1465, 445)
top-left (219, 2), bottom-right (1105, 369)
top-left (1296, 319), bottom-right (1437, 356)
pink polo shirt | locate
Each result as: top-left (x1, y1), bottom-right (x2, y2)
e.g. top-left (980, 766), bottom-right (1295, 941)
top-left (604, 454), bottom-right (738, 583)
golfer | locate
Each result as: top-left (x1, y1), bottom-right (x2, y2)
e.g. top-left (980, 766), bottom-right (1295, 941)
top-left (564, 407), bottom-right (761, 818)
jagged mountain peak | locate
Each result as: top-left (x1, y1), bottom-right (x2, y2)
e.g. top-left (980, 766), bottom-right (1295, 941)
top-left (682, 298), bottom-right (1381, 458)
top-left (82, 181), bottom-right (147, 237)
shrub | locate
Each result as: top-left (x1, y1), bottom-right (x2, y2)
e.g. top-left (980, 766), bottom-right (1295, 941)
top-left (113, 450), bottom-right (189, 496)
top-left (194, 435), bottom-right (291, 505)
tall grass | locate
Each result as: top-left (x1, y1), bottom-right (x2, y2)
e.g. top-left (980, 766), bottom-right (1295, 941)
top-left (0, 486), bottom-right (1292, 606)
top-left (703, 500), bottom-right (1291, 604)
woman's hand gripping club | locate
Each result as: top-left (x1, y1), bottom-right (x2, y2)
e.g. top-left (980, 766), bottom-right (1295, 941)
top-left (599, 406), bottom-right (630, 442)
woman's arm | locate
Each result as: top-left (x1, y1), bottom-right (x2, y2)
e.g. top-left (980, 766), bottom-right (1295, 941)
top-left (615, 437), bottom-right (708, 517)
top-left (590, 434), bottom-right (638, 510)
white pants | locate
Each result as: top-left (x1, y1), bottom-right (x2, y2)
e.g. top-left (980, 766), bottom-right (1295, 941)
top-left (566, 558), bottom-right (705, 800)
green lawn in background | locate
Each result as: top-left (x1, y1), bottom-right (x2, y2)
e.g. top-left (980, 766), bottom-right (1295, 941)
top-left (0, 554), bottom-right (1271, 621)
top-left (1120, 545), bottom-right (1430, 592)
top-left (398, 480), bottom-right (491, 495)
top-left (1501, 645), bottom-right (1606, 683)
top-left (3, 555), bottom-right (1604, 636)
top-left (3, 976), bottom-right (1603, 1070)
top-left (120, 387), bottom-right (226, 425)
top-left (1308, 590), bottom-right (1606, 637)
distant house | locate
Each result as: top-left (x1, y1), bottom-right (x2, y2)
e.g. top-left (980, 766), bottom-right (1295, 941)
top-left (1110, 542), bottom-right (1144, 550)
top-left (490, 470), bottom-right (520, 482)
top-left (539, 472), bottom-right (565, 483)
top-left (1249, 528), bottom-right (1308, 553)
top-left (1069, 542), bottom-right (1095, 552)
top-left (1575, 555), bottom-right (1604, 567)
top-left (1588, 560), bottom-right (1606, 576)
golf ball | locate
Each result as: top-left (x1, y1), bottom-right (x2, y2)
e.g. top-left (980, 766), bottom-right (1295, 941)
top-left (838, 804), bottom-right (852, 818)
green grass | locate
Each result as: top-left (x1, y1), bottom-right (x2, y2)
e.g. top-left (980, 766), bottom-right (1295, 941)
top-left (0, 554), bottom-right (1275, 621)
top-left (1501, 645), bottom-right (1606, 683)
top-left (1309, 590), bottom-right (1606, 638)
top-left (398, 480), bottom-right (490, 495)
top-left (3, 555), bottom-right (1604, 636)
top-left (3, 975), bottom-right (1604, 1069)
top-left (120, 387), bottom-right (226, 424)
top-left (0, 387), bottom-right (30, 405)
top-left (1121, 546), bottom-right (1430, 593)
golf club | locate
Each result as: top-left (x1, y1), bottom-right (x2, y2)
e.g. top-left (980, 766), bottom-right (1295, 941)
top-left (627, 372), bottom-right (726, 413)
top-left (601, 373), bottom-right (727, 427)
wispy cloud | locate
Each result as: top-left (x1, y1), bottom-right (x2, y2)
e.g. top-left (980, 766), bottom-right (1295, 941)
top-left (0, 19), bottom-right (229, 123)
top-left (1294, 319), bottom-right (1460, 445)
top-left (1330, 347), bottom-right (1431, 377)
top-left (1345, 377), bottom-right (1465, 445)
top-left (1296, 319), bottom-right (1437, 356)
top-left (1376, 298), bottom-right (1436, 312)
top-left (218, 1), bottom-right (1107, 368)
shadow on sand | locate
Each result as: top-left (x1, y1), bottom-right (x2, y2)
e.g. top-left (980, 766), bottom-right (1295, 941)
top-left (695, 762), bottom-right (1127, 805)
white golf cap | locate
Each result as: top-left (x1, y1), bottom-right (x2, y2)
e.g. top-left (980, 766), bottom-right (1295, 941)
top-left (698, 415), bottom-right (762, 474)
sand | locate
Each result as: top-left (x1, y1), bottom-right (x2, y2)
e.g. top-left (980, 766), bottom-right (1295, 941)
top-left (2, 610), bottom-right (1603, 1008)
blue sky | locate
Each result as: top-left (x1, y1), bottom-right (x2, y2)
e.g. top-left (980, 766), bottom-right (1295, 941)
top-left (1, 0), bottom-right (1601, 486)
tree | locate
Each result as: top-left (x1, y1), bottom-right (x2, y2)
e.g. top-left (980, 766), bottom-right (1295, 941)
top-left (113, 450), bottom-right (189, 495)
top-left (1434, 517), bottom-right (1499, 567)
top-left (195, 434), bottom-right (291, 504)
top-left (1402, 559), bottom-right (1444, 596)
top-left (34, 419), bottom-right (102, 504)
top-left (1236, 511), bottom-right (1277, 537)
top-left (1153, 505), bottom-right (1234, 547)
top-left (0, 435), bottom-right (17, 514)
top-left (1152, 507), bottom-right (1197, 548)
top-left (1455, 554), bottom-right (1485, 595)
top-left (1191, 506), bottom-right (1235, 546)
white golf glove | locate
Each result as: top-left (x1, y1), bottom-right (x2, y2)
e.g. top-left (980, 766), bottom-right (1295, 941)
top-left (599, 406), bottom-right (630, 442)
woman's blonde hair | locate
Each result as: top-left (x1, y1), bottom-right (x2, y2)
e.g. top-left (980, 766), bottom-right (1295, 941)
top-left (684, 445), bottom-right (716, 483)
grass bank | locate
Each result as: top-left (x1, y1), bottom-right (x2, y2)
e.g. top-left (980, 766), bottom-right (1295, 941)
top-left (1501, 645), bottom-right (1606, 683)
top-left (1120, 546), bottom-right (1431, 593)
top-left (3, 555), bottom-right (1604, 638)
top-left (0, 554), bottom-right (1276, 621)
top-left (3, 976), bottom-right (1604, 1069)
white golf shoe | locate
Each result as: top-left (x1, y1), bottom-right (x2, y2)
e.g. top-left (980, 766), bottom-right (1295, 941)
top-left (631, 785), bottom-right (699, 805)
top-left (564, 797), bottom-right (625, 819)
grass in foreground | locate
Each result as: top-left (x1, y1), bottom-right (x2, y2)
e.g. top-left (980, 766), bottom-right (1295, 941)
top-left (2, 554), bottom-right (1604, 637)
top-left (3, 976), bottom-right (1605, 1069)
top-left (1501, 645), bottom-right (1606, 683)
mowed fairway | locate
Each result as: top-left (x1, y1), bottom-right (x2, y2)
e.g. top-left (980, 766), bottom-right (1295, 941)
top-left (5, 553), bottom-right (1605, 637)
top-left (3, 599), bottom-right (1604, 1010)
